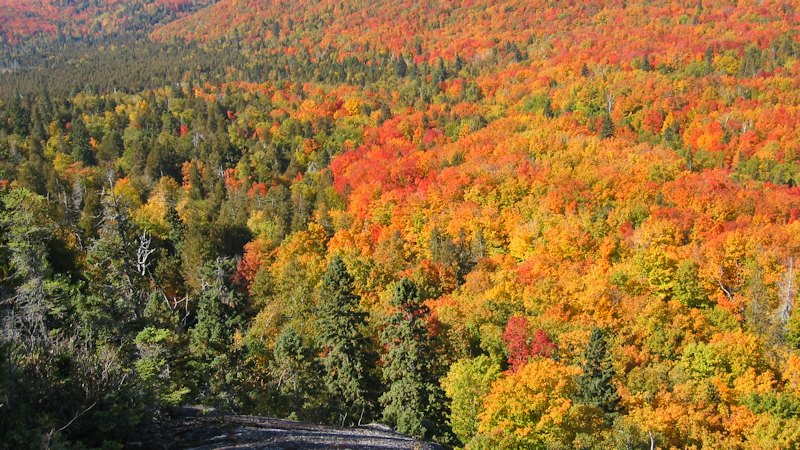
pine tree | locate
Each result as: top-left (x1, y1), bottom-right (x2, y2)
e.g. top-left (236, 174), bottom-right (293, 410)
top-left (574, 327), bottom-right (621, 416)
top-left (317, 256), bottom-right (377, 425)
top-left (380, 279), bottom-right (449, 441)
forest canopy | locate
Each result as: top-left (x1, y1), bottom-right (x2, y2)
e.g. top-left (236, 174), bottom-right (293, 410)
top-left (3, 1), bottom-right (800, 449)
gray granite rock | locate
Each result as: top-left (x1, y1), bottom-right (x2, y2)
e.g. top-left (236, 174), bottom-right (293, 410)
top-left (135, 408), bottom-right (446, 450)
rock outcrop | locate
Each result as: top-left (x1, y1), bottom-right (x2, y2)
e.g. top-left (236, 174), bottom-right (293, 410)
top-left (135, 408), bottom-right (445, 449)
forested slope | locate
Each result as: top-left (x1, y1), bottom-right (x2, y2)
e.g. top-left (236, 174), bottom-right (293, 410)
top-left (0, 0), bottom-right (215, 45)
top-left (3, 1), bottom-right (800, 449)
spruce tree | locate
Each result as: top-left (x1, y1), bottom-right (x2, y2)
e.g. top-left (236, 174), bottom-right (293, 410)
top-left (0, 188), bottom-right (53, 346)
top-left (543, 97), bottom-right (555, 118)
top-left (574, 327), bottom-right (621, 416)
top-left (394, 56), bottom-right (408, 78)
top-left (642, 55), bottom-right (653, 71)
top-left (317, 256), bottom-right (377, 425)
top-left (83, 190), bottom-right (150, 340)
top-left (600, 114), bottom-right (615, 139)
top-left (190, 257), bottom-right (244, 406)
top-left (9, 97), bottom-right (30, 136)
top-left (70, 117), bottom-right (95, 165)
top-left (380, 279), bottom-right (449, 441)
top-left (98, 130), bottom-right (123, 163)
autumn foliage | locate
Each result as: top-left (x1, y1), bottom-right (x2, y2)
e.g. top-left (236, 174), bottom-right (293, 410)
top-left (4, 0), bottom-right (800, 448)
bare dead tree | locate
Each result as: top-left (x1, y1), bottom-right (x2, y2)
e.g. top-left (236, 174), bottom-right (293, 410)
top-left (717, 269), bottom-right (736, 304)
top-left (136, 232), bottom-right (157, 276)
top-left (605, 91), bottom-right (615, 115)
top-left (777, 256), bottom-right (796, 325)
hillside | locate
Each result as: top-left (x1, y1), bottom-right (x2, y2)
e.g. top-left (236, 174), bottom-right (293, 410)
top-left (3, 1), bottom-right (800, 449)
top-left (153, 0), bottom-right (797, 63)
top-left (0, 0), bottom-right (215, 45)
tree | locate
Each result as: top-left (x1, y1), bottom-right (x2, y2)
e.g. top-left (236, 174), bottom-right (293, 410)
top-left (317, 256), bottom-right (377, 425)
top-left (82, 187), bottom-right (150, 340)
top-left (0, 188), bottom-right (141, 448)
top-left (574, 327), bottom-right (621, 417)
top-left (503, 315), bottom-right (531, 372)
top-left (70, 117), bottom-right (95, 165)
top-left (190, 257), bottom-right (245, 406)
top-left (530, 329), bottom-right (556, 359)
top-left (0, 188), bottom-right (54, 347)
top-left (380, 279), bottom-right (449, 442)
top-left (600, 114), bottom-right (614, 139)
top-left (134, 326), bottom-right (190, 407)
top-left (674, 260), bottom-right (709, 308)
top-left (478, 359), bottom-right (578, 448)
top-left (98, 130), bottom-right (123, 163)
top-left (394, 56), bottom-right (408, 78)
top-left (267, 326), bottom-right (326, 421)
top-left (642, 55), bottom-right (653, 71)
top-left (442, 355), bottom-right (501, 445)
top-left (8, 97), bottom-right (30, 136)
top-left (503, 317), bottom-right (556, 372)
top-left (543, 97), bottom-right (555, 118)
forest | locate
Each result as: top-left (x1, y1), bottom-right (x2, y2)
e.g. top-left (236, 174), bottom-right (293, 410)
top-left (3, 0), bottom-right (800, 449)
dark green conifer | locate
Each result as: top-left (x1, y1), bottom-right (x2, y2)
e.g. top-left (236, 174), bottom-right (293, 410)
top-left (600, 114), bottom-right (615, 139)
top-left (574, 327), bottom-right (621, 416)
top-left (268, 326), bottom-right (326, 420)
top-left (543, 98), bottom-right (555, 118)
top-left (380, 279), bottom-right (449, 442)
top-left (642, 55), bottom-right (653, 71)
top-left (70, 117), bottom-right (95, 165)
top-left (394, 56), bottom-right (408, 78)
top-left (318, 256), bottom-right (377, 425)
top-left (190, 257), bottom-right (244, 406)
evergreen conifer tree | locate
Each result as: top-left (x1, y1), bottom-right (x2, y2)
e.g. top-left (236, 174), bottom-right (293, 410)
top-left (642, 55), bottom-right (653, 71)
top-left (268, 326), bottom-right (326, 421)
top-left (70, 117), bottom-right (95, 165)
top-left (600, 114), bottom-right (615, 139)
top-left (317, 256), bottom-right (377, 425)
top-left (574, 327), bottom-right (621, 416)
top-left (190, 257), bottom-right (244, 406)
top-left (394, 56), bottom-right (408, 78)
top-left (380, 279), bottom-right (449, 441)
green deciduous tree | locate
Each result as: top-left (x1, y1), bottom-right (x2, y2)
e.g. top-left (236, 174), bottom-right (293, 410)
top-left (267, 326), bottom-right (327, 421)
top-left (442, 355), bottom-right (501, 445)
